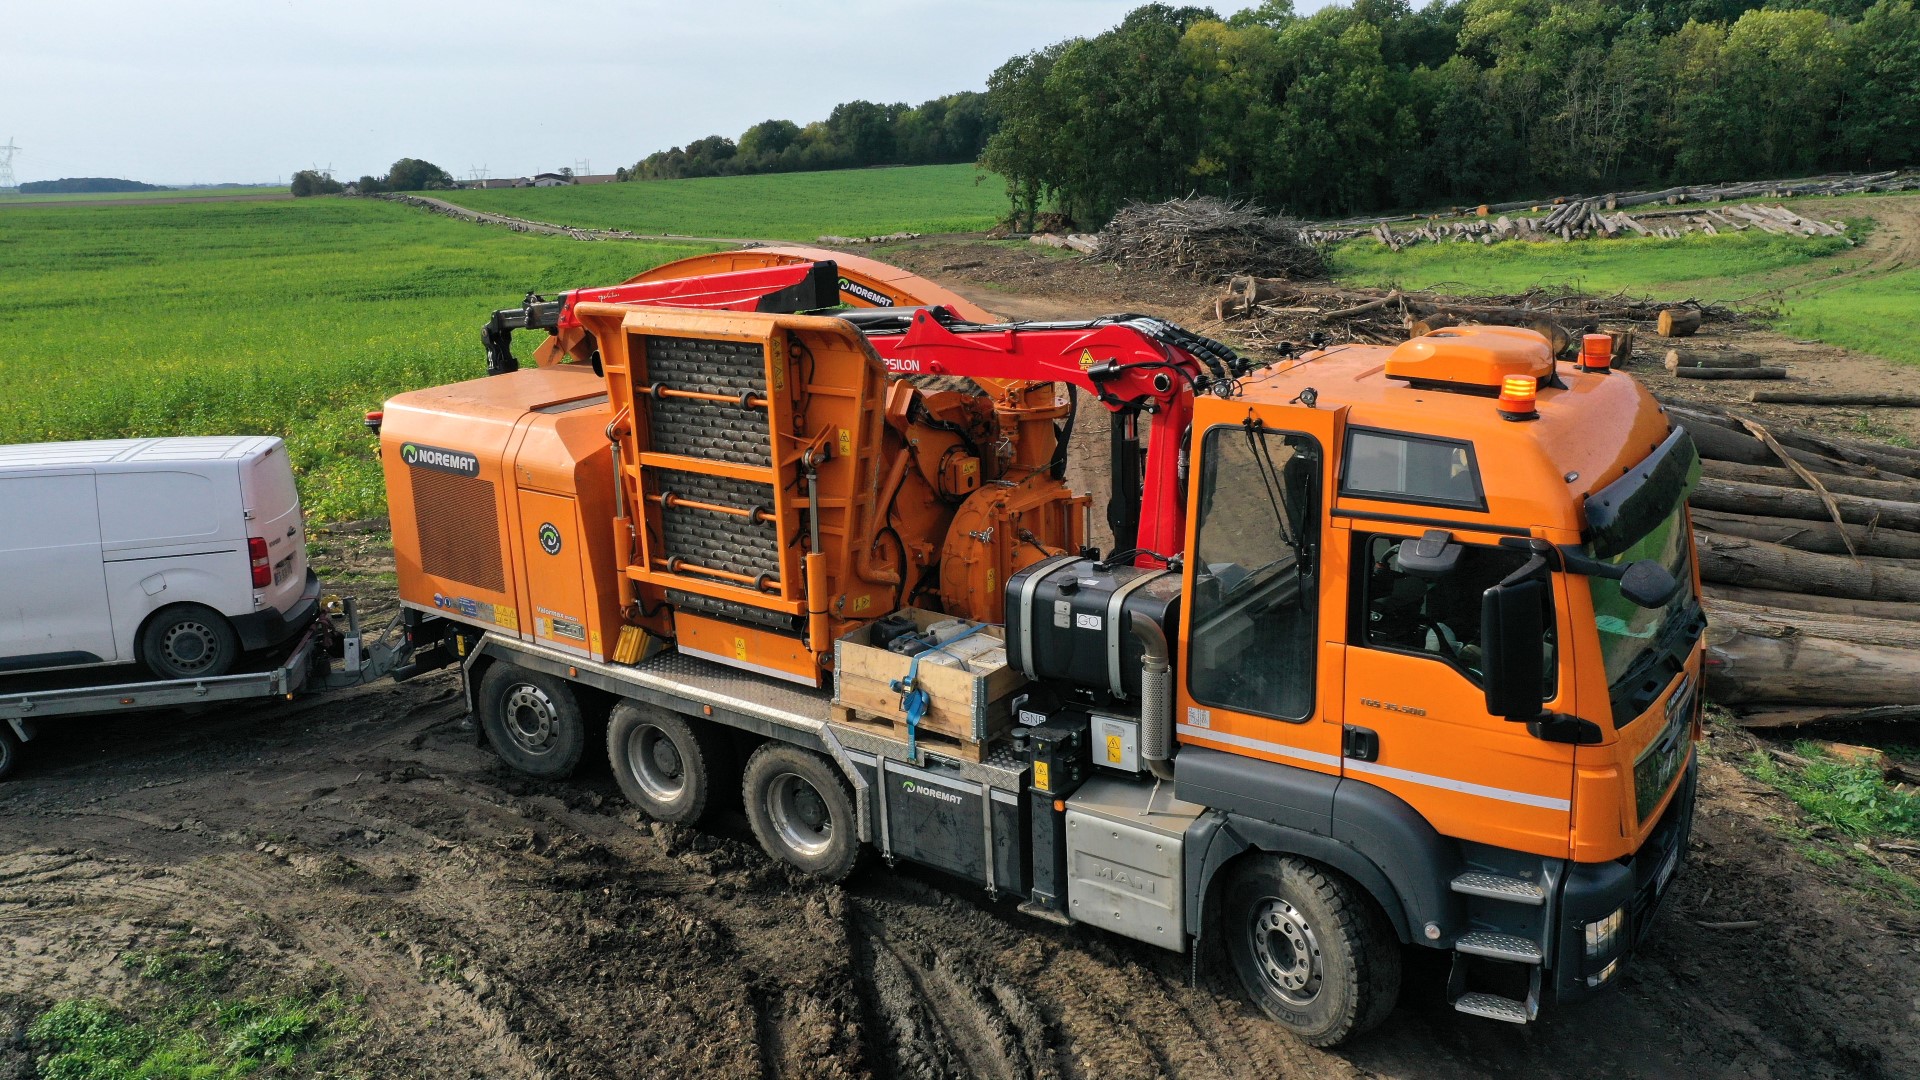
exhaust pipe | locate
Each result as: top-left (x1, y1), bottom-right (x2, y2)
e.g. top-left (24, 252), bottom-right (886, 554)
top-left (1133, 613), bottom-right (1176, 781)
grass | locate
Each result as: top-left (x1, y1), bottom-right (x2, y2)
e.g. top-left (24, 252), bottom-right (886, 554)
top-left (24, 939), bottom-right (362, 1079)
top-left (1745, 740), bottom-right (1920, 910)
top-left (0, 198), bottom-right (716, 520)
top-left (0, 186), bottom-right (288, 205)
top-left (1330, 192), bottom-right (1920, 366)
top-left (436, 163), bottom-right (1006, 241)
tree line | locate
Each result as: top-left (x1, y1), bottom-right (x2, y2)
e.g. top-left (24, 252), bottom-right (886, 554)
top-left (621, 92), bottom-right (994, 180)
top-left (981, 0), bottom-right (1920, 224)
top-left (292, 158), bottom-right (453, 197)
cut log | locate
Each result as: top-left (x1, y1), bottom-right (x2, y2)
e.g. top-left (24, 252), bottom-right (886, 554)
top-left (1664, 350), bottom-right (1768, 370)
top-left (1693, 532), bottom-right (1920, 602)
top-left (1689, 509), bottom-right (1920, 559)
top-left (1705, 625), bottom-right (1920, 705)
top-left (1608, 328), bottom-right (1634, 367)
top-left (1696, 460), bottom-right (1920, 503)
top-left (1748, 390), bottom-right (1920, 408)
top-left (1702, 583), bottom-right (1920, 619)
top-left (1657, 308), bottom-right (1702, 337)
top-left (1669, 411), bottom-right (1898, 479)
top-left (1735, 705), bottom-right (1920, 729)
top-left (1704, 598), bottom-right (1920, 650)
top-left (1672, 366), bottom-right (1788, 380)
top-left (1692, 477), bottom-right (1920, 533)
top-left (1729, 414), bottom-right (1858, 558)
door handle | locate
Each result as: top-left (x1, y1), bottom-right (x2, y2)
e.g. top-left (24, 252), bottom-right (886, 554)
top-left (1343, 724), bottom-right (1380, 762)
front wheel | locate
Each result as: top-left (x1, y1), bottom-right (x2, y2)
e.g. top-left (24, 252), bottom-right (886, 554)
top-left (742, 744), bottom-right (860, 882)
top-left (1223, 855), bottom-right (1401, 1047)
top-left (476, 663), bottom-right (586, 779)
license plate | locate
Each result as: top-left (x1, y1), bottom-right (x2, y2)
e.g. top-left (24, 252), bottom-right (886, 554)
top-left (273, 556), bottom-right (294, 585)
top-left (1654, 844), bottom-right (1679, 894)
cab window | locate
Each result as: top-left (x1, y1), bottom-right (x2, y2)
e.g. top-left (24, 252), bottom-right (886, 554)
top-left (1342, 429), bottom-right (1484, 510)
top-left (1187, 425), bottom-right (1319, 722)
top-left (1354, 532), bottom-right (1556, 694)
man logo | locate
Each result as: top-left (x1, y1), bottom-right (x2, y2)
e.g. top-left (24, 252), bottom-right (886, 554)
top-left (538, 523), bottom-right (562, 555)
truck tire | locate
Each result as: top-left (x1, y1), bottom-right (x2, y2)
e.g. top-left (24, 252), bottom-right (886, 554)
top-left (606, 702), bottom-right (734, 825)
top-left (742, 744), bottom-right (860, 882)
top-left (0, 726), bottom-right (20, 780)
top-left (476, 663), bottom-right (586, 780)
top-left (1222, 854), bottom-right (1401, 1048)
top-left (138, 604), bottom-right (240, 680)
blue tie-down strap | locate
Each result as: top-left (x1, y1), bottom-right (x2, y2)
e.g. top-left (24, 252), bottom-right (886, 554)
top-left (888, 623), bottom-right (986, 763)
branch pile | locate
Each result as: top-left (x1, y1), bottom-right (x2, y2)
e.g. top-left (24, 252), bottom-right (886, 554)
top-left (1097, 197), bottom-right (1325, 281)
top-left (1304, 203), bottom-right (1846, 250)
top-left (1210, 276), bottom-right (1748, 349)
top-left (1665, 398), bottom-right (1920, 728)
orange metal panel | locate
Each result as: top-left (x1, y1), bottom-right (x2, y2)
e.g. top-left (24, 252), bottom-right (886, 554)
top-left (673, 611), bottom-right (818, 686)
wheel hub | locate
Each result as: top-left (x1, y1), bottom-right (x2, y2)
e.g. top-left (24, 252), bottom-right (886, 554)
top-left (768, 772), bottom-right (832, 857)
top-left (1251, 897), bottom-right (1323, 1005)
top-left (504, 684), bottom-right (557, 753)
top-left (161, 621), bottom-right (217, 672)
top-left (629, 725), bottom-right (687, 802)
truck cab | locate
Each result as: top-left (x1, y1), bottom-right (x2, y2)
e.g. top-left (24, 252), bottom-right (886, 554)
top-left (1171, 326), bottom-right (1702, 1031)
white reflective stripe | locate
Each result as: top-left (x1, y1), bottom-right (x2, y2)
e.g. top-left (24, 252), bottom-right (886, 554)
top-left (1344, 758), bottom-right (1571, 811)
top-left (1176, 722), bottom-right (1570, 812)
top-left (1177, 722), bottom-right (1341, 768)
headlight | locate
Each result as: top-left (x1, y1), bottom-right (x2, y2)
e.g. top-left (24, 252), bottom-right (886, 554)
top-left (1585, 907), bottom-right (1625, 958)
top-left (1586, 957), bottom-right (1621, 988)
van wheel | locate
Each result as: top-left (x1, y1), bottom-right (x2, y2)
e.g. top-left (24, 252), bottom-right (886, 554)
top-left (607, 702), bottom-right (733, 824)
top-left (139, 604), bottom-right (240, 680)
top-left (742, 744), bottom-right (860, 882)
top-left (1223, 854), bottom-right (1401, 1047)
top-left (476, 664), bottom-right (586, 779)
top-left (0, 726), bottom-right (21, 780)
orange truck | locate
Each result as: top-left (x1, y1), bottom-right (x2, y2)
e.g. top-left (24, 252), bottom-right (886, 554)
top-left (375, 249), bottom-right (1703, 1045)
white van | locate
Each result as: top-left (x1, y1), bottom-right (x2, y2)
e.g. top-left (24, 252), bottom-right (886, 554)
top-left (0, 436), bottom-right (318, 680)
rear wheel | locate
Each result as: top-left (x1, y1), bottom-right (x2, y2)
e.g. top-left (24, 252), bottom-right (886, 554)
top-left (138, 604), bottom-right (239, 680)
top-left (742, 744), bottom-right (860, 882)
top-left (0, 726), bottom-right (21, 780)
top-left (606, 702), bottom-right (733, 824)
top-left (476, 663), bottom-right (586, 779)
top-left (1223, 854), bottom-right (1401, 1047)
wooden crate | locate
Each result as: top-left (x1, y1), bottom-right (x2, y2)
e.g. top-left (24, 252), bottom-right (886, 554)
top-left (832, 607), bottom-right (1024, 745)
top-left (828, 705), bottom-right (995, 764)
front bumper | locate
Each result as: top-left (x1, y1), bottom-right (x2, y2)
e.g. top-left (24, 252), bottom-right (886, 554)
top-left (234, 569), bottom-right (323, 652)
top-left (1552, 756), bottom-right (1698, 1003)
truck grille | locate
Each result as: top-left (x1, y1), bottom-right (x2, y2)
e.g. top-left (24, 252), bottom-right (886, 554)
top-left (411, 469), bottom-right (505, 592)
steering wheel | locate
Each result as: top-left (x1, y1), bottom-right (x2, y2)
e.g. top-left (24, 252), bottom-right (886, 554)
top-left (1413, 618), bottom-right (1465, 663)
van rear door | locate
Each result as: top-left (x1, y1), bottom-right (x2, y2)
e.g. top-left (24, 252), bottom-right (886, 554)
top-left (239, 439), bottom-right (309, 614)
top-left (0, 473), bottom-right (118, 669)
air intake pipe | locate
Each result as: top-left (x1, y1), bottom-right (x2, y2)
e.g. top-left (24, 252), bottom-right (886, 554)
top-left (1132, 613), bottom-right (1176, 781)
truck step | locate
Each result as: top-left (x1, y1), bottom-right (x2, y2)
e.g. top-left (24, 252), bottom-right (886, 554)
top-left (1453, 991), bottom-right (1532, 1024)
top-left (1450, 871), bottom-right (1544, 906)
top-left (1454, 930), bottom-right (1542, 964)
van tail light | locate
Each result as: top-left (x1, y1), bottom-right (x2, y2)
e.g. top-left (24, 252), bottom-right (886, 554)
top-left (249, 537), bottom-right (272, 588)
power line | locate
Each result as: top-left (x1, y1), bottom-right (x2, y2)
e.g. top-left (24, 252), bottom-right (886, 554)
top-left (0, 139), bottom-right (20, 192)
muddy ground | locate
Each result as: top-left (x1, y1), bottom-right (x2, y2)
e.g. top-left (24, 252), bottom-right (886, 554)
top-left (4, 248), bottom-right (1920, 1079)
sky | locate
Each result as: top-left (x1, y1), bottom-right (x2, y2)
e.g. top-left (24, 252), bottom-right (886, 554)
top-left (0, 0), bottom-right (1316, 187)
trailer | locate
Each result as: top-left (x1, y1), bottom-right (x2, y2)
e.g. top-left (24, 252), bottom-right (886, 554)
top-left (0, 598), bottom-right (420, 778)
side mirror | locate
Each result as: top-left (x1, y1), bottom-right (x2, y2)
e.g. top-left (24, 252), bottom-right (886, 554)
top-left (1482, 578), bottom-right (1548, 720)
top-left (1397, 529), bottom-right (1463, 578)
top-left (1619, 560), bottom-right (1678, 608)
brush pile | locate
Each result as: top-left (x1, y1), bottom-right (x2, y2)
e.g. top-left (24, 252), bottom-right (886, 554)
top-left (1663, 398), bottom-right (1920, 728)
top-left (1097, 197), bottom-right (1325, 282)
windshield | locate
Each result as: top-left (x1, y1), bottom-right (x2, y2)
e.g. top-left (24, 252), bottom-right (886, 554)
top-left (1588, 503), bottom-right (1696, 697)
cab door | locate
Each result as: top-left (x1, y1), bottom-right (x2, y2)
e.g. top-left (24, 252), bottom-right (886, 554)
top-left (1339, 521), bottom-right (1576, 857)
top-left (1175, 401), bottom-right (1349, 783)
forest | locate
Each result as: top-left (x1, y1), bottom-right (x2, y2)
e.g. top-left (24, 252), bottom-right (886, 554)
top-left (982, 0), bottom-right (1920, 223)
top-left (622, 92), bottom-right (994, 180)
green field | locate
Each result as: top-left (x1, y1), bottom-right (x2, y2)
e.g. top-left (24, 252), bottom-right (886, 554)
top-left (0, 185), bottom-right (289, 205)
top-left (437, 164), bottom-right (1006, 240)
top-left (0, 199), bottom-right (714, 520)
top-left (1330, 193), bottom-right (1920, 366)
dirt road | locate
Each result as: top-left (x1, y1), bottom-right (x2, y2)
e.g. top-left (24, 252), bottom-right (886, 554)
top-left (3, 254), bottom-right (1918, 1078)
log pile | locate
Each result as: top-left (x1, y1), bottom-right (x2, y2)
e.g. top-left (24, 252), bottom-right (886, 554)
top-left (1209, 276), bottom-right (1746, 349)
top-left (1097, 197), bottom-right (1326, 281)
top-left (1302, 202), bottom-right (1847, 250)
top-left (1667, 399), bottom-right (1920, 727)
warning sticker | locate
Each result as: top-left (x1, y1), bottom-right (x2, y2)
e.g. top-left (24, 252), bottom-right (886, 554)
top-left (494, 604), bottom-right (518, 630)
top-left (1033, 760), bottom-right (1051, 792)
